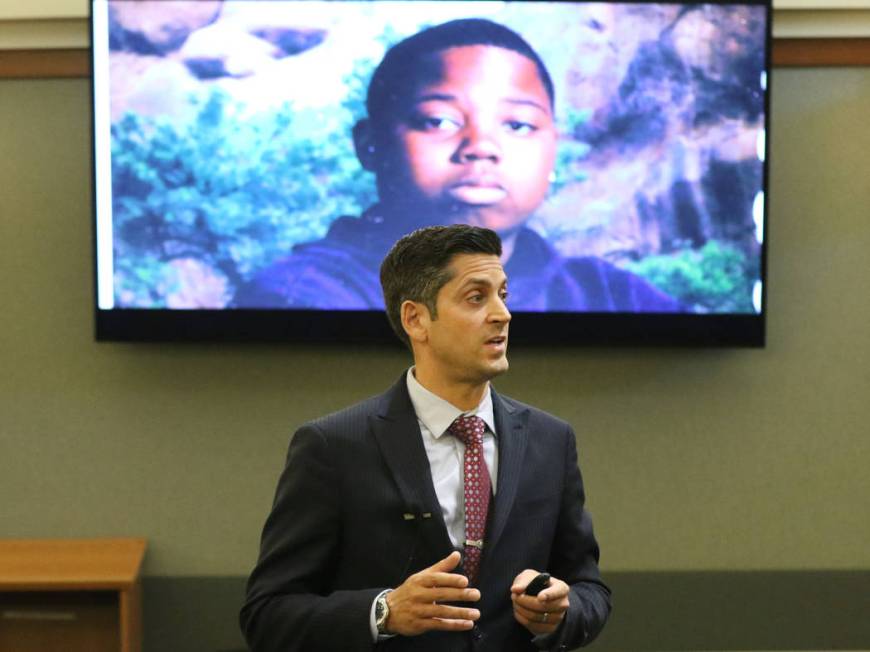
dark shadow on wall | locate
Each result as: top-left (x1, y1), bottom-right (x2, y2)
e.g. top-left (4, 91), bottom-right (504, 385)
top-left (142, 571), bottom-right (870, 651)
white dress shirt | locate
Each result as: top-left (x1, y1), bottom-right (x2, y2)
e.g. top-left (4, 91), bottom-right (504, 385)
top-left (405, 367), bottom-right (498, 548)
top-left (370, 368), bottom-right (499, 640)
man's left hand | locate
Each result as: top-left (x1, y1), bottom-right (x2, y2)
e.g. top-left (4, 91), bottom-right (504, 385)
top-left (510, 570), bottom-right (570, 636)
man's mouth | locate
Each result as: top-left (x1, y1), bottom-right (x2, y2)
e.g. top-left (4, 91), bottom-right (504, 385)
top-left (485, 334), bottom-right (508, 349)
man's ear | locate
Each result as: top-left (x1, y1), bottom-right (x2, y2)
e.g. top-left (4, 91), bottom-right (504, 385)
top-left (401, 300), bottom-right (430, 344)
top-left (352, 119), bottom-right (378, 172)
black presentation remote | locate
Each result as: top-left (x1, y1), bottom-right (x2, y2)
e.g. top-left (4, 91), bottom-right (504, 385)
top-left (524, 572), bottom-right (551, 596)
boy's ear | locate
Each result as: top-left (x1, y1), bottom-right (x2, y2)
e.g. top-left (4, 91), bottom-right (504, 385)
top-left (352, 119), bottom-right (378, 172)
top-left (401, 300), bottom-right (430, 344)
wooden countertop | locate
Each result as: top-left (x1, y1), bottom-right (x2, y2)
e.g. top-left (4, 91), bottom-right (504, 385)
top-left (0, 538), bottom-right (147, 591)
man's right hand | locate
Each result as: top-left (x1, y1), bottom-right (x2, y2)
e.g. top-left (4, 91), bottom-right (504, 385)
top-left (385, 551), bottom-right (481, 636)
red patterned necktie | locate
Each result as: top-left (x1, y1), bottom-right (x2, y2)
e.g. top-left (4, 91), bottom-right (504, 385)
top-left (448, 415), bottom-right (490, 586)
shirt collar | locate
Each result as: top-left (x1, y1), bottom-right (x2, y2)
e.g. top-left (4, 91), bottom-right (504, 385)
top-left (406, 368), bottom-right (496, 439)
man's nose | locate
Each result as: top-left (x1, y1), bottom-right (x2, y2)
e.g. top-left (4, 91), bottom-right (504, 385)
top-left (490, 297), bottom-right (511, 323)
top-left (458, 122), bottom-right (501, 163)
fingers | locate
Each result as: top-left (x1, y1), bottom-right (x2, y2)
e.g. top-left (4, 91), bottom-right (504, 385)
top-left (511, 594), bottom-right (567, 636)
top-left (426, 586), bottom-right (480, 603)
top-left (537, 580), bottom-right (569, 603)
top-left (512, 593), bottom-right (568, 620)
top-left (425, 571), bottom-right (470, 589)
top-left (429, 550), bottom-right (462, 573)
top-left (510, 569), bottom-right (540, 594)
top-left (418, 603), bottom-right (481, 622)
top-left (512, 592), bottom-right (569, 618)
top-left (411, 552), bottom-right (476, 599)
top-left (510, 574), bottom-right (570, 636)
top-left (388, 598), bottom-right (480, 636)
top-left (510, 569), bottom-right (568, 604)
top-left (512, 601), bottom-right (561, 634)
top-left (427, 617), bottom-right (476, 632)
top-left (386, 551), bottom-right (481, 636)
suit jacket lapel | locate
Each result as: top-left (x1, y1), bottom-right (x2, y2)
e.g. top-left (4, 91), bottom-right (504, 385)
top-left (370, 376), bottom-right (454, 556)
top-left (486, 389), bottom-right (529, 553)
top-left (369, 378), bottom-right (530, 574)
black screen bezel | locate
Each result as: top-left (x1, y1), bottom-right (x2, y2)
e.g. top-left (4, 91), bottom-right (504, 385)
top-left (91, 0), bottom-right (771, 347)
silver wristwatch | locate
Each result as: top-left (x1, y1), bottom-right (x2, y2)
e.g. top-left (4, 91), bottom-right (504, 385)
top-left (375, 590), bottom-right (392, 635)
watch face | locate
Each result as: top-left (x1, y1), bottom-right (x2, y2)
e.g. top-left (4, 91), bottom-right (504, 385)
top-left (376, 595), bottom-right (388, 626)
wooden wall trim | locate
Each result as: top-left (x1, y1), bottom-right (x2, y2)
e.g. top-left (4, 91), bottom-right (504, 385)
top-left (1, 38), bottom-right (869, 80)
top-left (0, 48), bottom-right (89, 78)
top-left (773, 37), bottom-right (870, 65)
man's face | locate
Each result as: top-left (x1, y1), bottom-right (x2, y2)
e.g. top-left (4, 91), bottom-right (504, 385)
top-left (378, 45), bottom-right (557, 234)
top-left (422, 253), bottom-right (511, 384)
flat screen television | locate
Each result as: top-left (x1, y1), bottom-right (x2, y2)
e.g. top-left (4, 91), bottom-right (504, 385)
top-left (91, 0), bottom-right (770, 345)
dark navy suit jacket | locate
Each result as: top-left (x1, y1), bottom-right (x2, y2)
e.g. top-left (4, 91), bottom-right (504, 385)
top-left (240, 376), bottom-right (611, 651)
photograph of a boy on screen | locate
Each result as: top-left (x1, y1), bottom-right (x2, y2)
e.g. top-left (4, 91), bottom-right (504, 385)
top-left (233, 18), bottom-right (683, 312)
top-left (104, 2), bottom-right (765, 314)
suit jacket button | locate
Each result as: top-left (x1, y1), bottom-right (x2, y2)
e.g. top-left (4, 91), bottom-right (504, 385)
top-left (471, 625), bottom-right (483, 641)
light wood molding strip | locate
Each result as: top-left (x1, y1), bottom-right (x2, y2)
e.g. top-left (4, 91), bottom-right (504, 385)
top-left (2, 39), bottom-right (870, 80)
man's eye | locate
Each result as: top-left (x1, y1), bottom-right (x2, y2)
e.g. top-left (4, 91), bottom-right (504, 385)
top-left (504, 120), bottom-right (536, 135)
top-left (500, 291), bottom-right (510, 302)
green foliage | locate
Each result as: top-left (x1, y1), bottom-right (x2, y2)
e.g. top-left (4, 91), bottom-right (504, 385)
top-left (625, 240), bottom-right (757, 312)
top-left (111, 73), bottom-right (377, 306)
top-left (551, 107), bottom-right (592, 195)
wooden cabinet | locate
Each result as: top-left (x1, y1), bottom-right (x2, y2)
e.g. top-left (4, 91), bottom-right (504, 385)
top-left (0, 538), bottom-right (146, 652)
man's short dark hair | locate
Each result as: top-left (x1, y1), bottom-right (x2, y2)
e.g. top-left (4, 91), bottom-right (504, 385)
top-left (380, 224), bottom-right (502, 348)
top-left (366, 18), bottom-right (555, 133)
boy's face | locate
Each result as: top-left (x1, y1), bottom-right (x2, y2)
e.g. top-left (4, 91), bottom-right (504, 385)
top-left (374, 45), bottom-right (557, 233)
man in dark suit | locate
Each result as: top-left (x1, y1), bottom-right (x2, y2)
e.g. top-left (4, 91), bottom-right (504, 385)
top-left (240, 225), bottom-right (611, 651)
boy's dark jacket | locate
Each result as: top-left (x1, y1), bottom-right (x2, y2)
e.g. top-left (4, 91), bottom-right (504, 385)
top-left (240, 375), bottom-right (611, 652)
top-left (233, 208), bottom-right (685, 312)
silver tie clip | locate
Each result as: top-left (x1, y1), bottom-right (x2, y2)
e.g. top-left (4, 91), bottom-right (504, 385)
top-left (465, 538), bottom-right (484, 549)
